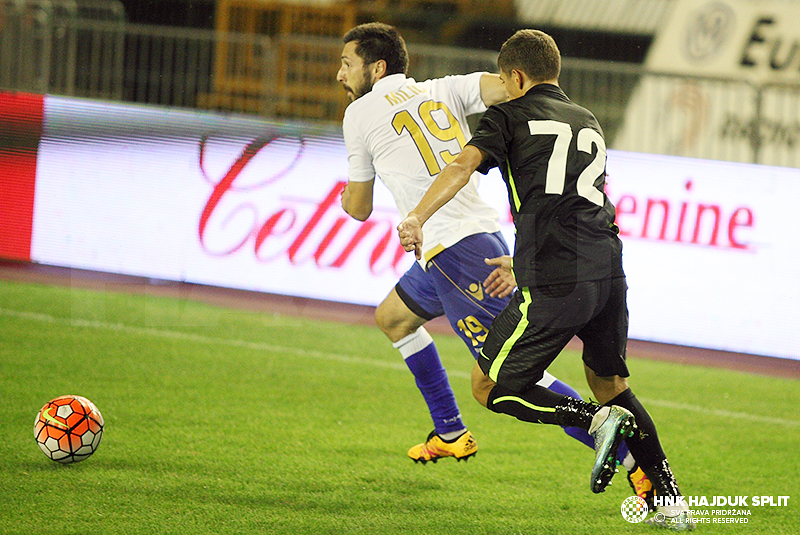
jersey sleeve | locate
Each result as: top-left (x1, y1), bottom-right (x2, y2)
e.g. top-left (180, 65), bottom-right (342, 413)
top-left (342, 107), bottom-right (376, 183)
top-left (468, 106), bottom-right (509, 175)
top-left (436, 72), bottom-right (488, 116)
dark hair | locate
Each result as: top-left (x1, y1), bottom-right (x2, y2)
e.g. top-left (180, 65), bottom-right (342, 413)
top-left (342, 22), bottom-right (409, 76)
top-left (497, 29), bottom-right (561, 82)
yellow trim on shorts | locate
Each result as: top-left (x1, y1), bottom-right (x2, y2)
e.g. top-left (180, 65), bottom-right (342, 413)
top-left (422, 243), bottom-right (445, 264)
top-left (488, 287), bottom-right (532, 382)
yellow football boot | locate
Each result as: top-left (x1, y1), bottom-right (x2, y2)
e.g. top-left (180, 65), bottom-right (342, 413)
top-left (408, 430), bottom-right (477, 463)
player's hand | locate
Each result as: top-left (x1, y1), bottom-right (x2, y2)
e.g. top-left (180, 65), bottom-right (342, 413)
top-left (483, 256), bottom-right (516, 298)
top-left (397, 214), bottom-right (424, 260)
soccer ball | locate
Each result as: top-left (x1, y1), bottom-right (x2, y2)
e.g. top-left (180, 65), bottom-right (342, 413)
top-left (33, 395), bottom-right (104, 463)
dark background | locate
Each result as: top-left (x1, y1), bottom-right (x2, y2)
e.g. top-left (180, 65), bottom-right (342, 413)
top-left (117, 0), bottom-right (651, 63)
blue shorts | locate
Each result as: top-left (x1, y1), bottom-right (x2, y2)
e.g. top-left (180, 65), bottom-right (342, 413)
top-left (396, 232), bottom-right (511, 360)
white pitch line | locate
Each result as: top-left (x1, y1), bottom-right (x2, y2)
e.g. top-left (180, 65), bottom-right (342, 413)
top-left (637, 398), bottom-right (800, 427)
top-left (0, 308), bottom-right (411, 374)
top-left (2, 307), bottom-right (798, 428)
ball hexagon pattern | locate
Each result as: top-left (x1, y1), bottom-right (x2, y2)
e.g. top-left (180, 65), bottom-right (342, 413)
top-left (34, 395), bottom-right (104, 463)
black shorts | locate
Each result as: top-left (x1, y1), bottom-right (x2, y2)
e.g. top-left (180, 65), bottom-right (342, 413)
top-left (478, 276), bottom-right (630, 392)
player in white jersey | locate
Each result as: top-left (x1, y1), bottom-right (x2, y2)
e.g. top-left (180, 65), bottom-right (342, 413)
top-left (336, 23), bottom-right (647, 494)
top-left (342, 70), bottom-right (501, 262)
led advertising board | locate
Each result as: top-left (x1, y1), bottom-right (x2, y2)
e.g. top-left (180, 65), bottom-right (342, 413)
top-left (1, 91), bottom-right (798, 360)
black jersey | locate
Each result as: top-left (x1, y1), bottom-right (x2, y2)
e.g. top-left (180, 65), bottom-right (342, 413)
top-left (468, 84), bottom-right (623, 288)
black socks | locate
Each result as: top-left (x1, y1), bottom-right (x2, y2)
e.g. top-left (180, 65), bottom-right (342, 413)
top-left (487, 383), bottom-right (601, 428)
top-left (486, 383), bottom-right (682, 498)
top-left (605, 388), bottom-right (666, 467)
top-left (605, 388), bottom-right (681, 497)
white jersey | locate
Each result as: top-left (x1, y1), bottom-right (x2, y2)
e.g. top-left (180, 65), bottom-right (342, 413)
top-left (342, 72), bottom-right (501, 265)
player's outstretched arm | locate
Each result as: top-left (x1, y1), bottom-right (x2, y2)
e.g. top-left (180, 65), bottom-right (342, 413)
top-left (397, 145), bottom-right (486, 259)
top-left (341, 179), bottom-right (375, 221)
top-left (479, 73), bottom-right (508, 107)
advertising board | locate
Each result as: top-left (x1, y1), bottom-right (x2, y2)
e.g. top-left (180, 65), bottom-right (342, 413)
top-left (1, 91), bottom-right (798, 360)
top-left (614, 0), bottom-right (800, 168)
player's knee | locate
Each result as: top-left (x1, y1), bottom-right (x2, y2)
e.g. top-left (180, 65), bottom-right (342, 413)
top-left (472, 384), bottom-right (489, 407)
top-left (374, 302), bottom-right (390, 333)
top-left (374, 301), bottom-right (411, 341)
top-left (471, 364), bottom-right (493, 407)
top-left (586, 371), bottom-right (628, 405)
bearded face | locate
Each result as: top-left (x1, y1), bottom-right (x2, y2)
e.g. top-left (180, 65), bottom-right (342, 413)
top-left (337, 41), bottom-right (376, 102)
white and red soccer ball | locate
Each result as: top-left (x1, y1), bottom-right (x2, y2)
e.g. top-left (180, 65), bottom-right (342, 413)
top-left (34, 395), bottom-right (104, 463)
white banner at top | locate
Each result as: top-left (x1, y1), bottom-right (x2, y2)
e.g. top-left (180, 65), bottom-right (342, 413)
top-left (647, 0), bottom-right (800, 85)
top-left (614, 0), bottom-right (800, 167)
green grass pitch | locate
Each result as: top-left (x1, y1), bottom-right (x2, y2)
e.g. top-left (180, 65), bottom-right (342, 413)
top-left (0, 279), bottom-right (797, 534)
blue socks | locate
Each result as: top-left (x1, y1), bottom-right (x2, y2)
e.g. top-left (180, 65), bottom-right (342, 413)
top-left (394, 328), bottom-right (465, 437)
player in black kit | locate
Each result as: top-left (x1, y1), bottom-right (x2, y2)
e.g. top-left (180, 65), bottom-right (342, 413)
top-left (398, 29), bottom-right (693, 530)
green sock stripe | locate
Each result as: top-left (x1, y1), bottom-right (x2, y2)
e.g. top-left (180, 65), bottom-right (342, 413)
top-left (493, 395), bottom-right (557, 413)
top-left (488, 287), bottom-right (532, 382)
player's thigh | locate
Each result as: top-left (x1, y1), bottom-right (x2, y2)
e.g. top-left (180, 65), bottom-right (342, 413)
top-left (480, 281), bottom-right (603, 392)
top-left (392, 262), bottom-right (444, 321)
top-left (578, 277), bottom-right (630, 379)
top-left (427, 232), bottom-right (511, 359)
